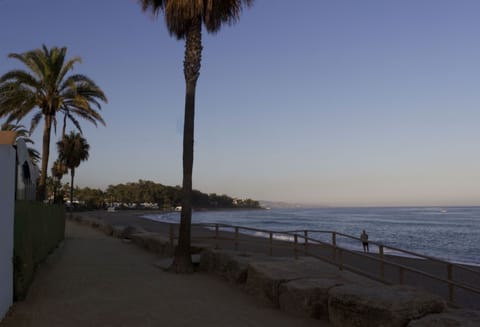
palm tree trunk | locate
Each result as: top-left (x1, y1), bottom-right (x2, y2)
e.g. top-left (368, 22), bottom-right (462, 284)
top-left (70, 168), bottom-right (75, 211)
top-left (62, 113), bottom-right (67, 138)
top-left (37, 114), bottom-right (53, 201)
top-left (171, 19), bottom-right (202, 273)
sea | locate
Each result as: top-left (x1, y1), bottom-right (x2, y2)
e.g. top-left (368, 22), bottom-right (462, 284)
top-left (142, 206), bottom-right (480, 266)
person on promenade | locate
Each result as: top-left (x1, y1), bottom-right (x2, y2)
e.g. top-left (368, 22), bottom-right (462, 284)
top-left (360, 230), bottom-right (369, 253)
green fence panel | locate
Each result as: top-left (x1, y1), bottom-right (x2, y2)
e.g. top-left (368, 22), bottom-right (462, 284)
top-left (13, 201), bottom-right (65, 300)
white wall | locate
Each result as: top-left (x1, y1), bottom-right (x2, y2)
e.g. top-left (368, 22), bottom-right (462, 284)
top-left (0, 145), bottom-right (15, 320)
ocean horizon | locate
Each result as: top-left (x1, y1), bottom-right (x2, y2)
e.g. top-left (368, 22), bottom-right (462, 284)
top-left (142, 206), bottom-right (480, 266)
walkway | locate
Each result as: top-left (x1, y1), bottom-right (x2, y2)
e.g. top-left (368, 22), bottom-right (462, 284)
top-left (1, 221), bottom-right (327, 327)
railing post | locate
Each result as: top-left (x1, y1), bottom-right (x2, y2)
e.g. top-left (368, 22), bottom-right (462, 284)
top-left (332, 232), bottom-right (337, 260)
top-left (269, 232), bottom-right (273, 256)
top-left (399, 267), bottom-right (404, 284)
top-left (215, 224), bottom-right (219, 249)
top-left (447, 264), bottom-right (454, 303)
top-left (379, 245), bottom-right (385, 279)
top-left (294, 234), bottom-right (298, 259)
top-left (304, 230), bottom-right (308, 254)
top-left (234, 227), bottom-right (239, 251)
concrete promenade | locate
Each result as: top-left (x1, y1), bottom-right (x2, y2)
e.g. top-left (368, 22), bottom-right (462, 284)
top-left (1, 220), bottom-right (327, 327)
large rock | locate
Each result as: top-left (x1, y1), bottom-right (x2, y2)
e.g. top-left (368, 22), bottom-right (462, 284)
top-left (190, 242), bottom-right (213, 255)
top-left (98, 222), bottom-right (113, 236)
top-left (111, 225), bottom-right (141, 239)
top-left (199, 250), bottom-right (255, 284)
top-left (328, 284), bottom-right (446, 327)
top-left (245, 257), bottom-right (333, 306)
top-left (278, 277), bottom-right (343, 319)
top-left (407, 309), bottom-right (480, 327)
top-left (129, 232), bottom-right (170, 255)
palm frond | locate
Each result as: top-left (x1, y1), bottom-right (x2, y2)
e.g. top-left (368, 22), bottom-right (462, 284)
top-left (29, 112), bottom-right (44, 134)
top-left (141, 0), bottom-right (253, 38)
top-left (28, 147), bottom-right (41, 164)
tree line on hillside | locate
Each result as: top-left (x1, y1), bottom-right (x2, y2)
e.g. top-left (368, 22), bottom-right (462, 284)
top-left (48, 179), bottom-right (260, 210)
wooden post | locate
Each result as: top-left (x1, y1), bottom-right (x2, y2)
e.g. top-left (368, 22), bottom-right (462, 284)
top-left (447, 264), bottom-right (454, 303)
top-left (234, 227), bottom-right (239, 251)
top-left (332, 232), bottom-right (337, 260)
top-left (399, 267), bottom-right (404, 284)
top-left (304, 230), bottom-right (308, 254)
top-left (269, 232), bottom-right (273, 256)
top-left (294, 234), bottom-right (298, 259)
top-left (379, 245), bottom-right (385, 280)
top-left (215, 224), bottom-right (219, 249)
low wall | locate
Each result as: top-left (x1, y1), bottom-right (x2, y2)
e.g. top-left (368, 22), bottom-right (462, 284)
top-left (13, 201), bottom-right (65, 300)
top-left (0, 145), bottom-right (16, 320)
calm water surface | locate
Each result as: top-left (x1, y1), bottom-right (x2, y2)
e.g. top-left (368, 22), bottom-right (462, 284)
top-left (143, 206), bottom-right (480, 265)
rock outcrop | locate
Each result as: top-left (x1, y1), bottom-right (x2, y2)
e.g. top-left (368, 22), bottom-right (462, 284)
top-left (199, 250), bottom-right (253, 284)
top-left (328, 284), bottom-right (446, 327)
top-left (278, 277), bottom-right (342, 319)
top-left (245, 257), bottom-right (336, 306)
top-left (407, 309), bottom-right (480, 327)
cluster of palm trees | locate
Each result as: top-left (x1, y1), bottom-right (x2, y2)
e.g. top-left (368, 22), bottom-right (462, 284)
top-left (1, 0), bottom-right (253, 273)
top-left (0, 45), bottom-right (107, 203)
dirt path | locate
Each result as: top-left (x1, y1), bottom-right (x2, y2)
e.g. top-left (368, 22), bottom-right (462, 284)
top-left (1, 221), bottom-right (328, 327)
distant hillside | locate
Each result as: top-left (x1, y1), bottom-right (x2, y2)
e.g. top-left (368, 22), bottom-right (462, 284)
top-left (72, 180), bottom-right (261, 210)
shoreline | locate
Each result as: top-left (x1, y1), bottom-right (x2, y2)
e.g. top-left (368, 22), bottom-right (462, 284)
top-left (136, 209), bottom-right (480, 268)
top-left (74, 210), bottom-right (480, 309)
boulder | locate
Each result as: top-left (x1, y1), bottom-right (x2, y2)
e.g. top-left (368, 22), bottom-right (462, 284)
top-left (122, 225), bottom-right (140, 239)
top-left (112, 225), bottom-right (126, 238)
top-left (129, 233), bottom-right (170, 255)
top-left (278, 278), bottom-right (343, 319)
top-left (328, 284), bottom-right (446, 327)
top-left (190, 242), bottom-right (213, 255)
top-left (199, 250), bottom-right (254, 284)
top-left (110, 225), bottom-right (141, 239)
top-left (245, 257), bottom-right (331, 306)
top-left (88, 218), bottom-right (102, 228)
top-left (407, 309), bottom-right (480, 327)
top-left (98, 222), bottom-right (114, 236)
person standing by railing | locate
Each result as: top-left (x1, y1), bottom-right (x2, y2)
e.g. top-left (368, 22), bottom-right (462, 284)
top-left (360, 230), bottom-right (369, 253)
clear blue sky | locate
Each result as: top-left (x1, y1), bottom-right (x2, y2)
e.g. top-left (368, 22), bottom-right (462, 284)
top-left (1, 0), bottom-right (480, 206)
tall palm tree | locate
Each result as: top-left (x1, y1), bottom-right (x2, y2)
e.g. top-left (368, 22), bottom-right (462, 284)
top-left (140, 0), bottom-right (254, 272)
top-left (56, 131), bottom-right (89, 209)
top-left (0, 45), bottom-right (107, 200)
top-left (1, 122), bottom-right (40, 164)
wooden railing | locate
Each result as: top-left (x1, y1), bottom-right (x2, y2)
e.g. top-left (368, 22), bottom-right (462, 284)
top-left (181, 222), bottom-right (480, 308)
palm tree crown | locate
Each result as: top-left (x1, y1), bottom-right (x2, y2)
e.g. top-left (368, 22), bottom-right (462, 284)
top-left (0, 45), bottom-right (107, 200)
top-left (57, 131), bottom-right (90, 207)
top-left (140, 0), bottom-right (253, 39)
top-left (140, 0), bottom-right (253, 273)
